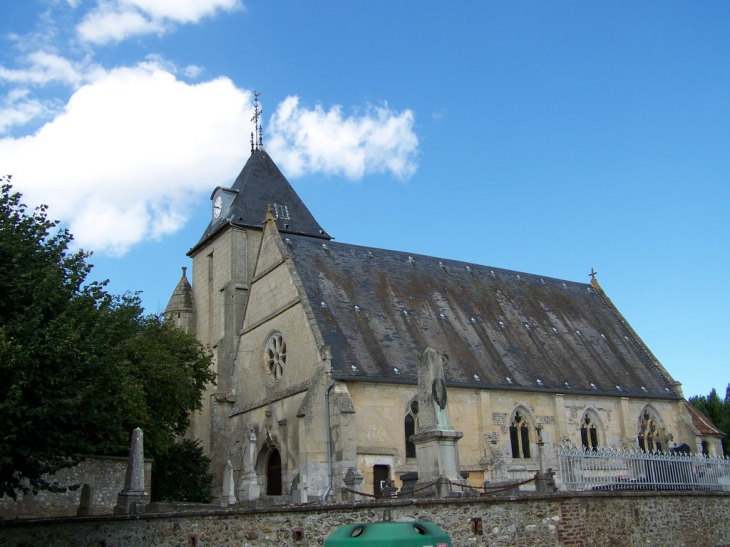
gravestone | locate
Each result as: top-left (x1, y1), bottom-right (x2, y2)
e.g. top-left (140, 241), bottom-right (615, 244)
top-left (411, 347), bottom-right (470, 497)
top-left (221, 460), bottom-right (236, 506)
top-left (237, 424), bottom-right (261, 501)
top-left (114, 428), bottom-right (149, 514)
top-left (76, 484), bottom-right (92, 516)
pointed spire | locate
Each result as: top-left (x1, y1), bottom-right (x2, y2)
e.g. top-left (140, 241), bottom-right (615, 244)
top-left (164, 266), bottom-right (196, 333)
top-left (251, 91), bottom-right (263, 154)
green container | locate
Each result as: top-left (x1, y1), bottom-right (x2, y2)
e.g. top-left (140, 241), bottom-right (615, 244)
top-left (324, 522), bottom-right (452, 547)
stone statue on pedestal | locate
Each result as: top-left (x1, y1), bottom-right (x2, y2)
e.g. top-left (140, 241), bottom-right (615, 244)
top-left (410, 348), bottom-right (471, 497)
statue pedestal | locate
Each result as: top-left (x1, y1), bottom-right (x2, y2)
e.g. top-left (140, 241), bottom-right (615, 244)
top-left (114, 491), bottom-right (149, 514)
top-left (237, 470), bottom-right (260, 501)
top-left (412, 428), bottom-right (469, 497)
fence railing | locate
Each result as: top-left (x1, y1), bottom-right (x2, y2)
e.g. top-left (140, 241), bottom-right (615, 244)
top-left (557, 446), bottom-right (730, 492)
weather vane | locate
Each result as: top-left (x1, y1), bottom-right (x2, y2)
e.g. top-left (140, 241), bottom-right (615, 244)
top-left (251, 91), bottom-right (262, 154)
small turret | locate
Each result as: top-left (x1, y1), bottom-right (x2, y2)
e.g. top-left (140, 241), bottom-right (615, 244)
top-left (164, 267), bottom-right (196, 334)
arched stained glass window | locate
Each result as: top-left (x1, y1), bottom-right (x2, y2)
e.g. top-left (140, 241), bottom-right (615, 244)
top-left (405, 400), bottom-right (419, 458)
top-left (638, 410), bottom-right (664, 452)
top-left (580, 413), bottom-right (599, 451)
top-left (510, 411), bottom-right (531, 459)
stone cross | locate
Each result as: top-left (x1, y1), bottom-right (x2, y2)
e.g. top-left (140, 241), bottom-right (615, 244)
top-left (114, 427), bottom-right (149, 514)
top-left (417, 347), bottom-right (452, 431)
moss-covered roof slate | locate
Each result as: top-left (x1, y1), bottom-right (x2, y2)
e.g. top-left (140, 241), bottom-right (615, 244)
top-left (283, 234), bottom-right (680, 400)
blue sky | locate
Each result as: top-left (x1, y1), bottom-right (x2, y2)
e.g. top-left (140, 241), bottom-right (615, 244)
top-left (1, 1), bottom-right (728, 400)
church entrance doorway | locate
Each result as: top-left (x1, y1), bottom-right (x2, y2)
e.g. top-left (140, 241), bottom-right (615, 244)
top-left (266, 449), bottom-right (282, 495)
top-left (373, 465), bottom-right (389, 498)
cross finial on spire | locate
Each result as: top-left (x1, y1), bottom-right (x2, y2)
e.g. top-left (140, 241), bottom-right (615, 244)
top-left (589, 267), bottom-right (602, 290)
top-left (251, 91), bottom-right (262, 154)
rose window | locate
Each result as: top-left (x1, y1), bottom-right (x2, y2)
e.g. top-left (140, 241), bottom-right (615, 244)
top-left (265, 333), bottom-right (286, 381)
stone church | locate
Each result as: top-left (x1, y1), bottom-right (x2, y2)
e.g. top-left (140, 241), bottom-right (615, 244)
top-left (165, 144), bottom-right (723, 503)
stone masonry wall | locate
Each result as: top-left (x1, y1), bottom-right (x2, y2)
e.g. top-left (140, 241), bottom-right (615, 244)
top-left (0, 456), bottom-right (152, 519)
top-left (1, 492), bottom-right (729, 547)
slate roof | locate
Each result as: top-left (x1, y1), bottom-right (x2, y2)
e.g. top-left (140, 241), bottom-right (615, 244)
top-left (283, 234), bottom-right (681, 400)
top-left (164, 267), bottom-right (194, 313)
top-left (683, 401), bottom-right (725, 436)
top-left (190, 149), bottom-right (330, 253)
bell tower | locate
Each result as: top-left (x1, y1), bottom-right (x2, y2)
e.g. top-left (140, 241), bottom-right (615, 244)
top-left (165, 92), bottom-right (331, 462)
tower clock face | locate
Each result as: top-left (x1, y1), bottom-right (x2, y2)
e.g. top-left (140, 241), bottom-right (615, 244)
top-left (213, 196), bottom-right (223, 219)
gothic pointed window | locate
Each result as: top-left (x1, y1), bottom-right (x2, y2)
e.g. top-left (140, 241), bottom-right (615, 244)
top-left (510, 411), bottom-right (531, 459)
top-left (580, 413), bottom-right (599, 451)
top-left (638, 410), bottom-right (664, 453)
top-left (265, 333), bottom-right (286, 381)
top-left (405, 400), bottom-right (419, 458)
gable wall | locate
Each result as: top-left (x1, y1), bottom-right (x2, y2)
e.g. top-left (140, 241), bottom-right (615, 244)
top-left (236, 302), bottom-right (323, 402)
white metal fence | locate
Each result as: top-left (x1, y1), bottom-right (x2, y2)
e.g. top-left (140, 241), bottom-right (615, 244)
top-left (557, 446), bottom-right (730, 492)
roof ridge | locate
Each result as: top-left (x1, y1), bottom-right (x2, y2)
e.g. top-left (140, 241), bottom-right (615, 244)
top-left (282, 233), bottom-right (590, 287)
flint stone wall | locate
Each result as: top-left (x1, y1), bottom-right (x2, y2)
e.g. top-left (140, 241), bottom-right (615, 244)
top-left (0, 456), bottom-right (152, 519)
top-left (1, 492), bottom-right (729, 547)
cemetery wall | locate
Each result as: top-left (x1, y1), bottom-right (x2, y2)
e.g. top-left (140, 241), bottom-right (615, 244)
top-left (1, 491), bottom-right (729, 547)
top-left (0, 456), bottom-right (152, 520)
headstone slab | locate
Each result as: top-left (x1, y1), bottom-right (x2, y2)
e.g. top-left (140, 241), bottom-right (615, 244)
top-left (76, 484), bottom-right (92, 517)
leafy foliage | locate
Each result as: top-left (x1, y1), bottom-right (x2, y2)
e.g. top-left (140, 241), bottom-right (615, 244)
top-left (689, 384), bottom-right (730, 457)
top-left (0, 180), bottom-right (215, 499)
top-left (151, 439), bottom-right (213, 503)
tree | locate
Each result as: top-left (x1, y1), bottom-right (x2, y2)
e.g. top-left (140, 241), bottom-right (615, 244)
top-left (0, 180), bottom-right (215, 499)
top-left (151, 439), bottom-right (213, 503)
top-left (689, 384), bottom-right (730, 457)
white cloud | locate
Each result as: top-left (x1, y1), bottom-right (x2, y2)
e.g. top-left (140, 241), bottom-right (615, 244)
top-left (77, 0), bottom-right (242, 44)
top-left (182, 64), bottom-right (203, 78)
top-left (0, 62), bottom-right (419, 256)
top-left (0, 89), bottom-right (60, 134)
top-left (267, 96), bottom-right (419, 180)
top-left (0, 51), bottom-right (96, 87)
top-left (0, 61), bottom-right (253, 256)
